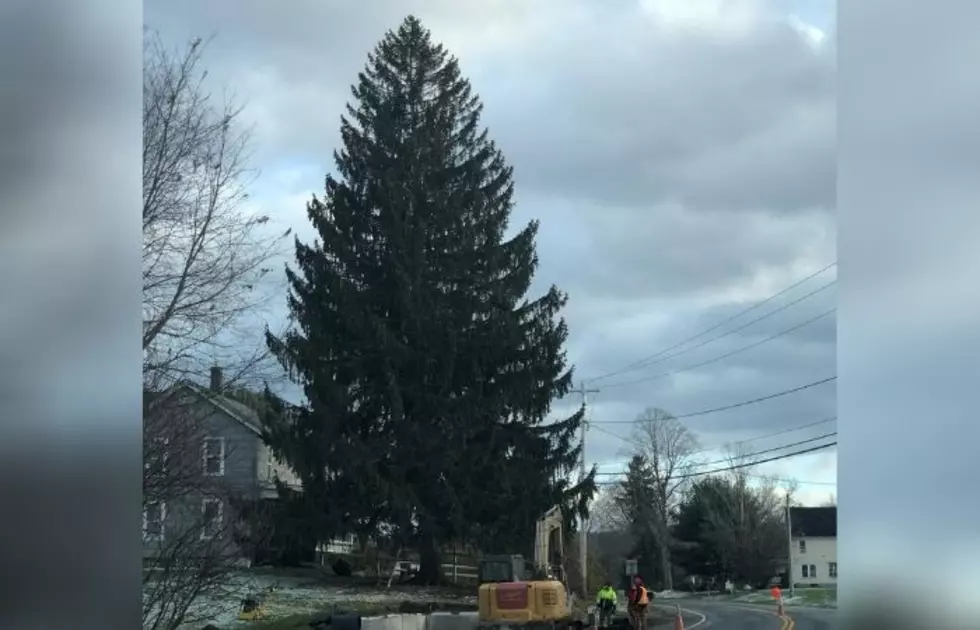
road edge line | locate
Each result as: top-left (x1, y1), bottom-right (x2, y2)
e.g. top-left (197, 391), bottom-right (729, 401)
top-left (679, 607), bottom-right (708, 630)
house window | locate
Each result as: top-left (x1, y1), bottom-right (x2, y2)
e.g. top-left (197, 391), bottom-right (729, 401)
top-left (201, 498), bottom-right (223, 540)
top-left (809, 564), bottom-right (817, 578)
top-left (143, 501), bottom-right (165, 541)
top-left (144, 436), bottom-right (170, 471)
top-left (799, 539), bottom-right (806, 553)
top-left (203, 437), bottom-right (225, 475)
top-left (801, 564), bottom-right (809, 578)
top-left (829, 562), bottom-right (838, 578)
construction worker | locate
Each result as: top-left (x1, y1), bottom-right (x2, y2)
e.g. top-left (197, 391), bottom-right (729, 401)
top-left (627, 576), bottom-right (650, 629)
top-left (595, 581), bottom-right (618, 627)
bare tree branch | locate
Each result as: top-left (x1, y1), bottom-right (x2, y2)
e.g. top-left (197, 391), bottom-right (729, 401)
top-left (142, 30), bottom-right (288, 391)
top-left (142, 30), bottom-right (286, 629)
top-left (783, 478), bottom-right (801, 506)
top-left (142, 390), bottom-right (277, 630)
top-left (589, 486), bottom-right (628, 532)
top-left (630, 408), bottom-right (699, 590)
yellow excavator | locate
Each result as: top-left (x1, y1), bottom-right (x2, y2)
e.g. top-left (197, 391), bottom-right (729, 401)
top-left (476, 506), bottom-right (584, 630)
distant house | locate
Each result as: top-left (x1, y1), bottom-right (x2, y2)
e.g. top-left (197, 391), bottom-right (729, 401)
top-left (789, 506), bottom-right (837, 587)
top-left (142, 366), bottom-right (354, 564)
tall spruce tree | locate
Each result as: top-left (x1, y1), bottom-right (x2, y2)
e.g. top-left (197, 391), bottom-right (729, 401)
top-left (265, 15), bottom-right (595, 583)
top-left (615, 455), bottom-right (665, 585)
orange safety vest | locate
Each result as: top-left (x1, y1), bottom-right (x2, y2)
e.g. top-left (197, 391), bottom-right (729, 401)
top-left (634, 586), bottom-right (649, 605)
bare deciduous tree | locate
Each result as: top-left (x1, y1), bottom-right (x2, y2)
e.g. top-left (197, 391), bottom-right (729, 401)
top-left (588, 486), bottom-right (628, 532)
top-left (631, 407), bottom-right (699, 590)
top-left (143, 30), bottom-right (287, 392)
top-left (142, 30), bottom-right (285, 629)
top-left (143, 390), bottom-right (279, 630)
top-left (783, 477), bottom-right (801, 506)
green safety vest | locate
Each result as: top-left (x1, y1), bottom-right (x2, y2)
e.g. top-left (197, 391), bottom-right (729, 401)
top-left (597, 587), bottom-right (617, 602)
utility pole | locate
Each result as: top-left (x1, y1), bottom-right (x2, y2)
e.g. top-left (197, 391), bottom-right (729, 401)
top-left (572, 382), bottom-right (599, 596)
top-left (785, 492), bottom-right (795, 598)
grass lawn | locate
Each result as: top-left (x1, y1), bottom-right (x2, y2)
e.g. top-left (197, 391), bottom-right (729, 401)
top-left (242, 596), bottom-right (602, 630)
top-left (235, 598), bottom-right (485, 630)
top-left (242, 601), bottom-right (412, 629)
top-left (742, 587), bottom-right (836, 608)
top-left (790, 588), bottom-right (836, 607)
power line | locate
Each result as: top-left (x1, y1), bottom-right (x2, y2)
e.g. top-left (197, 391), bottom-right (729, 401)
top-left (594, 431), bottom-right (837, 474)
top-left (591, 376), bottom-right (837, 424)
top-left (589, 415), bottom-right (836, 454)
top-left (688, 416), bottom-right (836, 455)
top-left (594, 441), bottom-right (837, 485)
top-left (594, 279), bottom-right (836, 383)
top-left (676, 441), bottom-right (836, 479)
top-left (589, 417), bottom-right (838, 484)
top-left (601, 308), bottom-right (835, 389)
top-left (585, 262), bottom-right (837, 383)
top-left (691, 431), bottom-right (836, 466)
top-left (594, 467), bottom-right (836, 487)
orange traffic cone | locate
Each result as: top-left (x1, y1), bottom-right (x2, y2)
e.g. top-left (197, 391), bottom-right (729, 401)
top-left (673, 605), bottom-right (685, 630)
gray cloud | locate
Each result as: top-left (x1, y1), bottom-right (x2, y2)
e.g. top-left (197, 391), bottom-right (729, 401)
top-left (145, 0), bottom-right (836, 490)
top-left (485, 10), bottom-right (836, 216)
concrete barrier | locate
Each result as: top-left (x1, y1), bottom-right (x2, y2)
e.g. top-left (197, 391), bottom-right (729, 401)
top-left (361, 612), bottom-right (478, 630)
top-left (426, 611), bottom-right (479, 630)
top-left (362, 614), bottom-right (427, 630)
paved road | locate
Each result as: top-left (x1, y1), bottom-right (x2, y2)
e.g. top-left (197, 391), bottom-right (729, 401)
top-left (651, 599), bottom-right (836, 630)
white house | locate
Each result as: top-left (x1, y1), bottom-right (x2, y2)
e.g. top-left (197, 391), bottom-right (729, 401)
top-left (788, 506), bottom-right (837, 587)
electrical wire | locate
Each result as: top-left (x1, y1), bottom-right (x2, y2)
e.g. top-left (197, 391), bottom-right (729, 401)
top-left (675, 441), bottom-right (836, 479)
top-left (594, 441), bottom-right (837, 485)
top-left (600, 308), bottom-right (835, 389)
top-left (688, 416), bottom-right (836, 455)
top-left (585, 261), bottom-right (837, 383)
top-left (590, 376), bottom-right (837, 424)
top-left (593, 431), bottom-right (837, 473)
top-left (587, 414), bottom-right (835, 454)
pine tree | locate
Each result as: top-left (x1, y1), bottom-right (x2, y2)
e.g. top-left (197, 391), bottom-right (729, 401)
top-left (615, 455), bottom-right (664, 585)
top-left (265, 15), bottom-right (595, 583)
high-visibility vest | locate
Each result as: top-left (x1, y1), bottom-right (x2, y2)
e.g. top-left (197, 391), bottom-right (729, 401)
top-left (636, 586), bottom-right (649, 605)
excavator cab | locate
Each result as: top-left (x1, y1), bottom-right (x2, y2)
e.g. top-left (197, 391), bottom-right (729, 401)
top-left (479, 554), bottom-right (528, 583)
top-left (476, 507), bottom-right (581, 630)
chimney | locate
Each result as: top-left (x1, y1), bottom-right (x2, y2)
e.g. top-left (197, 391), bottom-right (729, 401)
top-left (210, 366), bottom-right (223, 392)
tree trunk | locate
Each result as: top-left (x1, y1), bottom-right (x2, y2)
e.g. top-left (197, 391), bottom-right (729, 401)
top-left (416, 530), bottom-right (444, 585)
top-left (659, 540), bottom-right (673, 591)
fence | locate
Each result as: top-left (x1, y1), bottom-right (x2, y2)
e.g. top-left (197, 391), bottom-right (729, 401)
top-left (442, 549), bottom-right (479, 583)
top-left (315, 542), bottom-right (483, 584)
top-left (444, 546), bottom-right (480, 583)
top-left (387, 548), bottom-right (480, 584)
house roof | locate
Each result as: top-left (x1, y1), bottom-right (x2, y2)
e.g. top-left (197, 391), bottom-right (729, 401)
top-left (185, 382), bottom-right (265, 435)
top-left (147, 380), bottom-right (265, 436)
top-left (790, 506), bottom-right (836, 538)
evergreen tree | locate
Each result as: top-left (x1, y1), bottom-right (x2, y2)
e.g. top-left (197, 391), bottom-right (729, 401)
top-left (265, 15), bottom-right (594, 583)
top-left (615, 455), bottom-right (666, 586)
top-left (672, 476), bottom-right (787, 586)
top-left (672, 476), bottom-right (730, 578)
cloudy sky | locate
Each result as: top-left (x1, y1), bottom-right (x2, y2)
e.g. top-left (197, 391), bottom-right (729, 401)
top-left (146, 0), bottom-right (837, 506)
